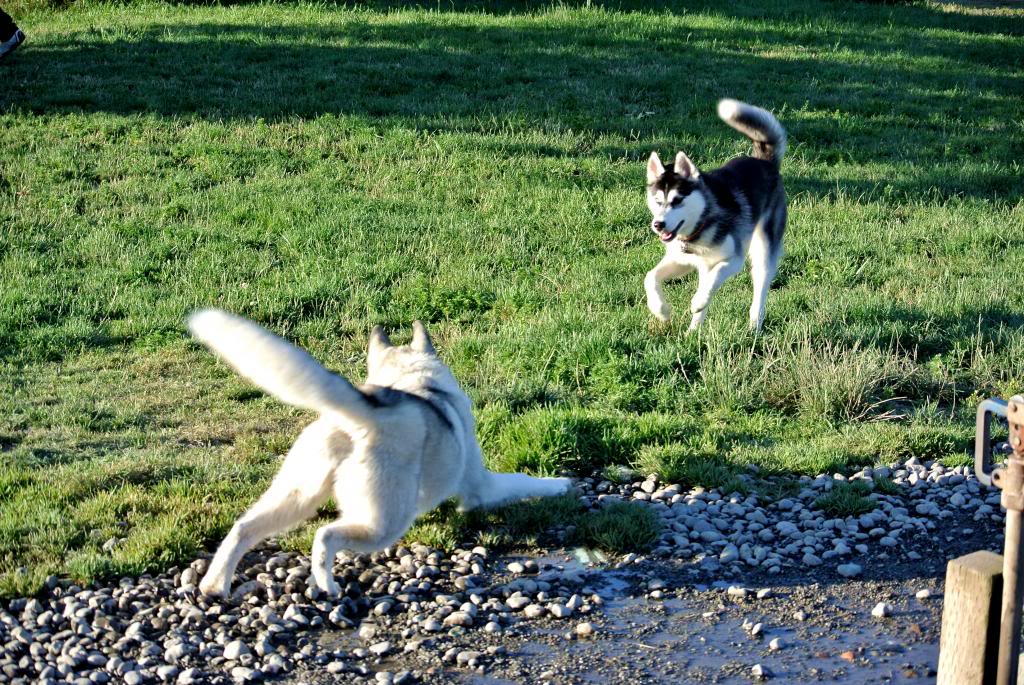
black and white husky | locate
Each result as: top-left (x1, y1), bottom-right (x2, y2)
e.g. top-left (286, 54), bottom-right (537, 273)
top-left (644, 99), bottom-right (787, 332)
top-left (189, 309), bottom-right (571, 597)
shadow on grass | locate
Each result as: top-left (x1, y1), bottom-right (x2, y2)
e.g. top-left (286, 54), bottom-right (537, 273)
top-left (10, 0), bottom-right (1016, 29)
top-left (819, 301), bottom-right (1024, 359)
top-left (4, 3), bottom-right (1022, 199)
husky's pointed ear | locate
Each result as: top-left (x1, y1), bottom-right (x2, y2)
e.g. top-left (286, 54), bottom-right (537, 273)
top-left (674, 151), bottom-right (699, 179)
top-left (411, 320), bottom-right (436, 355)
top-left (646, 151), bottom-right (665, 184)
top-left (368, 325), bottom-right (392, 358)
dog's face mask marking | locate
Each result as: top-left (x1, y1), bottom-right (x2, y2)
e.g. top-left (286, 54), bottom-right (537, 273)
top-left (646, 151), bottom-right (707, 243)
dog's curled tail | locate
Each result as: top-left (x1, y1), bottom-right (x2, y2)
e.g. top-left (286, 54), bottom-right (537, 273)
top-left (717, 99), bottom-right (786, 166)
top-left (189, 308), bottom-right (371, 422)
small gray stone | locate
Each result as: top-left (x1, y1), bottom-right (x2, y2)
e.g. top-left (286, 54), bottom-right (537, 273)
top-left (177, 668), bottom-right (203, 684)
top-left (223, 640), bottom-right (250, 661)
top-left (802, 552), bottom-right (822, 566)
top-left (524, 604), bottom-right (545, 618)
top-left (358, 623), bottom-right (377, 641)
top-left (549, 604), bottom-right (572, 619)
top-left (443, 611), bottom-right (473, 627)
top-left (575, 621), bottom-right (594, 637)
top-left (156, 665), bottom-right (180, 682)
top-left (421, 618), bottom-right (443, 632)
top-left (506, 595), bottom-right (531, 610)
top-left (230, 666), bottom-right (259, 682)
top-left (837, 563), bottom-right (862, 578)
top-left (180, 568), bottom-right (198, 587)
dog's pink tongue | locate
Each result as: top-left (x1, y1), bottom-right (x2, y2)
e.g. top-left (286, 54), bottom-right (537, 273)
top-left (661, 231), bottom-right (673, 240)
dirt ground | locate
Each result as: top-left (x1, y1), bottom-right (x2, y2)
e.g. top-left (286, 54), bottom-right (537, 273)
top-left (290, 506), bottom-right (1003, 684)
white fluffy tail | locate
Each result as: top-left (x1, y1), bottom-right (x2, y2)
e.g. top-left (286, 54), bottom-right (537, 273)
top-left (717, 99), bottom-right (786, 165)
top-left (188, 309), bottom-right (371, 421)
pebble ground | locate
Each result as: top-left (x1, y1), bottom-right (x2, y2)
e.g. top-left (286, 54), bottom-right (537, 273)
top-left (0, 456), bottom-right (1007, 684)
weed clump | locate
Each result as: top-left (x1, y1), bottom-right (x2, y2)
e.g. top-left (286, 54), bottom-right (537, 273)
top-left (576, 502), bottom-right (660, 554)
top-left (814, 481), bottom-right (877, 517)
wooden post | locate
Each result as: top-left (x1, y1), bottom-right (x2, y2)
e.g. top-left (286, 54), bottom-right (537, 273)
top-left (938, 550), bottom-right (1004, 685)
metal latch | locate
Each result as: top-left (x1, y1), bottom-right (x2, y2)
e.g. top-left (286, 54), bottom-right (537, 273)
top-left (976, 397), bottom-right (1011, 487)
top-left (974, 395), bottom-right (1024, 685)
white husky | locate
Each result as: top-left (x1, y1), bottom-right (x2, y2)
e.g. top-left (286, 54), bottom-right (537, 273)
top-left (189, 309), bottom-right (572, 597)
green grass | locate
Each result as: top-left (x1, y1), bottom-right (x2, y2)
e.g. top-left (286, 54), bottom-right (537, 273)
top-left (576, 501), bottom-right (660, 554)
top-left (814, 481), bottom-right (878, 517)
top-left (873, 476), bottom-right (900, 496)
top-left (635, 444), bottom-right (751, 495)
top-left (1, 0), bottom-right (1022, 595)
top-left (282, 494), bottom-right (657, 557)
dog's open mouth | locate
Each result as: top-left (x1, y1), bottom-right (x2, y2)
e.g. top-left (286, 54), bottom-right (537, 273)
top-left (658, 227), bottom-right (679, 243)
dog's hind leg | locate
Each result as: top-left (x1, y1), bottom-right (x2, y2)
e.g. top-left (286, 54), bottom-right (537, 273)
top-left (311, 459), bottom-right (418, 597)
top-left (199, 469), bottom-right (332, 597)
top-left (199, 428), bottom-right (339, 597)
top-left (311, 519), bottom-right (405, 597)
top-left (748, 211), bottom-right (784, 331)
top-left (462, 471), bottom-right (572, 510)
top-left (645, 257), bottom-right (694, 322)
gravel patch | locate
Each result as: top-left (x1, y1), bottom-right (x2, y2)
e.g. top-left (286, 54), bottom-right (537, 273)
top-left (0, 456), bottom-right (1005, 684)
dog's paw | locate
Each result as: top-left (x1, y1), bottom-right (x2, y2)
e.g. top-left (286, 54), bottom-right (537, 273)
top-left (198, 573), bottom-right (229, 598)
top-left (748, 309), bottom-right (765, 332)
top-left (551, 476), bottom-right (574, 495)
top-left (647, 298), bottom-right (672, 322)
top-left (312, 568), bottom-right (341, 598)
top-left (320, 578), bottom-right (342, 599)
top-left (689, 292), bottom-right (710, 315)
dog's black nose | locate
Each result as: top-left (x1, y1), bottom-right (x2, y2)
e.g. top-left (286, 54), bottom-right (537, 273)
top-left (652, 220), bottom-right (666, 231)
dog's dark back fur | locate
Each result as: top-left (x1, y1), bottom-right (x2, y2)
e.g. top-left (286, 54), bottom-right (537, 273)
top-left (701, 157), bottom-right (786, 253)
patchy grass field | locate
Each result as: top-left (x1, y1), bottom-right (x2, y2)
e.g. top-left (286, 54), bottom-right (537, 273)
top-left (1, 0), bottom-right (1022, 596)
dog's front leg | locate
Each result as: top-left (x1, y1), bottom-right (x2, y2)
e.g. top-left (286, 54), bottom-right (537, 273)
top-left (461, 471), bottom-right (573, 510)
top-left (688, 256), bottom-right (744, 332)
top-left (200, 508), bottom-right (299, 598)
top-left (645, 257), bottom-right (693, 322)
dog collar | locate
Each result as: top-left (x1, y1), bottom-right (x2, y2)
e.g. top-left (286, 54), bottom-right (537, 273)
top-left (680, 217), bottom-right (708, 242)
